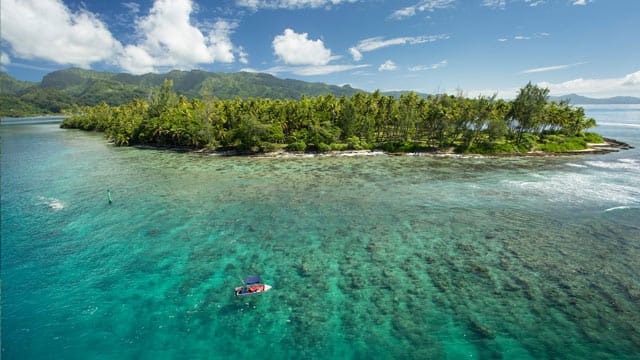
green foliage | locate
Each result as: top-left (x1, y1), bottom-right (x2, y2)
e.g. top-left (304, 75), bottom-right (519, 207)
top-left (287, 141), bottom-right (307, 152)
top-left (329, 143), bottom-right (349, 151)
top-left (347, 136), bottom-right (370, 150)
top-left (57, 80), bottom-right (604, 154)
top-left (582, 132), bottom-right (605, 143)
top-left (537, 135), bottom-right (588, 152)
top-left (317, 143), bottom-right (332, 152)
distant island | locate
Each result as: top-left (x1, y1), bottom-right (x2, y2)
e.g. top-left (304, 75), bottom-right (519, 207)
top-left (58, 79), bottom-right (627, 155)
top-left (549, 94), bottom-right (640, 105)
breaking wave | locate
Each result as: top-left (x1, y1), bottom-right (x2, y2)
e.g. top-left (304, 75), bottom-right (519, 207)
top-left (37, 196), bottom-right (65, 211)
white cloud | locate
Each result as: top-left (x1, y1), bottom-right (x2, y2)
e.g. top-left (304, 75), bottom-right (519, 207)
top-left (0, 0), bottom-right (122, 68)
top-left (237, 0), bottom-right (358, 10)
top-left (349, 48), bottom-right (363, 62)
top-left (525, 0), bottom-right (545, 6)
top-left (408, 60), bottom-right (448, 71)
top-left (207, 20), bottom-right (239, 63)
top-left (521, 62), bottom-right (586, 74)
top-left (238, 47), bottom-right (249, 64)
top-left (272, 28), bottom-right (335, 66)
top-left (539, 71), bottom-right (640, 97)
top-left (117, 0), bottom-right (240, 74)
top-left (1, 0), bottom-right (244, 74)
top-left (122, 2), bottom-right (141, 14)
top-left (378, 60), bottom-right (397, 71)
top-left (571, 0), bottom-right (592, 5)
top-left (501, 33), bottom-right (549, 42)
top-left (390, 0), bottom-right (455, 20)
top-left (243, 64), bottom-right (369, 76)
top-left (1, 52), bottom-right (11, 65)
top-left (349, 34), bottom-right (449, 61)
top-left (290, 64), bottom-right (369, 76)
top-left (482, 0), bottom-right (506, 9)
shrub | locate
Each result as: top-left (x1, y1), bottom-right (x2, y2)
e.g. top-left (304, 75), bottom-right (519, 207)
top-left (329, 143), bottom-right (348, 151)
top-left (259, 142), bottom-right (279, 153)
top-left (286, 141), bottom-right (307, 152)
top-left (538, 136), bottom-right (587, 152)
top-left (582, 132), bottom-right (605, 143)
top-left (347, 136), bottom-right (369, 150)
top-left (379, 141), bottom-right (426, 152)
top-left (317, 142), bottom-right (331, 152)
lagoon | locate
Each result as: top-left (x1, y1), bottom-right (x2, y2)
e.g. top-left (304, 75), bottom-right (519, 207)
top-left (2, 105), bottom-right (639, 359)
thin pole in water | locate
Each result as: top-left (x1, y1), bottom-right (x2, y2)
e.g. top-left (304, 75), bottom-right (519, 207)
top-left (107, 189), bottom-right (113, 205)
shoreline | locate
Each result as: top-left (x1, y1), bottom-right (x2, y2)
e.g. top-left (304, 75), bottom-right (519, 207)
top-left (135, 138), bottom-right (633, 159)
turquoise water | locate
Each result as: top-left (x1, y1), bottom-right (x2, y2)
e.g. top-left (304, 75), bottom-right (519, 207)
top-left (2, 107), bottom-right (639, 359)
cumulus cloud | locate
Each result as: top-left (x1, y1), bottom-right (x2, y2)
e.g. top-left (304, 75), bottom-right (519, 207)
top-left (539, 71), bottom-right (640, 97)
top-left (408, 60), bottom-right (448, 71)
top-left (521, 62), bottom-right (586, 74)
top-left (378, 60), bottom-right (397, 71)
top-left (237, 0), bottom-right (358, 10)
top-left (0, 0), bottom-right (122, 68)
top-left (349, 34), bottom-right (449, 61)
top-left (1, 0), bottom-right (244, 74)
top-left (272, 28), bottom-right (335, 66)
top-left (390, 0), bottom-right (455, 20)
top-left (118, 0), bottom-right (240, 74)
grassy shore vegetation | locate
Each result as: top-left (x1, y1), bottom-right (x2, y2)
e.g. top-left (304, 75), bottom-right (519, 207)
top-left (60, 81), bottom-right (603, 154)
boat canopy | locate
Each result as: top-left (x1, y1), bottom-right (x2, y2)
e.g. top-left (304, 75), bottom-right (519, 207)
top-left (245, 276), bottom-right (261, 285)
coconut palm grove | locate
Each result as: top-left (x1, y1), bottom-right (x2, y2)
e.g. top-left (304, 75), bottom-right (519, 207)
top-left (61, 81), bottom-right (601, 154)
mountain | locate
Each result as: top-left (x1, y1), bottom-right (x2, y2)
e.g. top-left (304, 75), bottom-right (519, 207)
top-left (38, 68), bottom-right (362, 100)
top-left (550, 93), bottom-right (640, 104)
top-left (0, 72), bottom-right (38, 94)
top-left (1, 68), bottom-right (363, 117)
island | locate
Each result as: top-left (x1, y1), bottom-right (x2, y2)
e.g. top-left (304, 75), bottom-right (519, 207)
top-left (60, 80), bottom-right (630, 155)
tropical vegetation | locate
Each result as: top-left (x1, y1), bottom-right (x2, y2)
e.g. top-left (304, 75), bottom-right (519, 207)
top-left (60, 80), bottom-right (602, 154)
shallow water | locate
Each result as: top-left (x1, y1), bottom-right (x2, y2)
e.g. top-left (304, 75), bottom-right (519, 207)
top-left (2, 107), bottom-right (639, 359)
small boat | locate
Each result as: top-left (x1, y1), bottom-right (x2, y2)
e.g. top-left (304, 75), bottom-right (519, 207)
top-left (234, 276), bottom-right (272, 296)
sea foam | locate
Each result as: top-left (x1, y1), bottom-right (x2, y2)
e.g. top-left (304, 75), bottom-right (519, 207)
top-left (37, 196), bottom-right (65, 210)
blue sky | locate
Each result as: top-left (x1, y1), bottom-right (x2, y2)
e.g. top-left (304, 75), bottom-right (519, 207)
top-left (1, 0), bottom-right (639, 98)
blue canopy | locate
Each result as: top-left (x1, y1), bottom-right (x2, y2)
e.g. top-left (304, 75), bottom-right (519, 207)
top-left (245, 276), bottom-right (261, 285)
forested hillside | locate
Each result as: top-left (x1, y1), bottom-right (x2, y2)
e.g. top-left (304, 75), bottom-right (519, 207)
top-left (0, 68), bottom-right (361, 117)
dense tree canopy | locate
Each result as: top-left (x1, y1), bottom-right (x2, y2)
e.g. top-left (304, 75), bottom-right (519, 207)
top-left (61, 81), bottom-right (601, 154)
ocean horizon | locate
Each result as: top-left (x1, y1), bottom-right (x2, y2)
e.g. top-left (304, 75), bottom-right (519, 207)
top-left (2, 105), bottom-right (639, 359)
